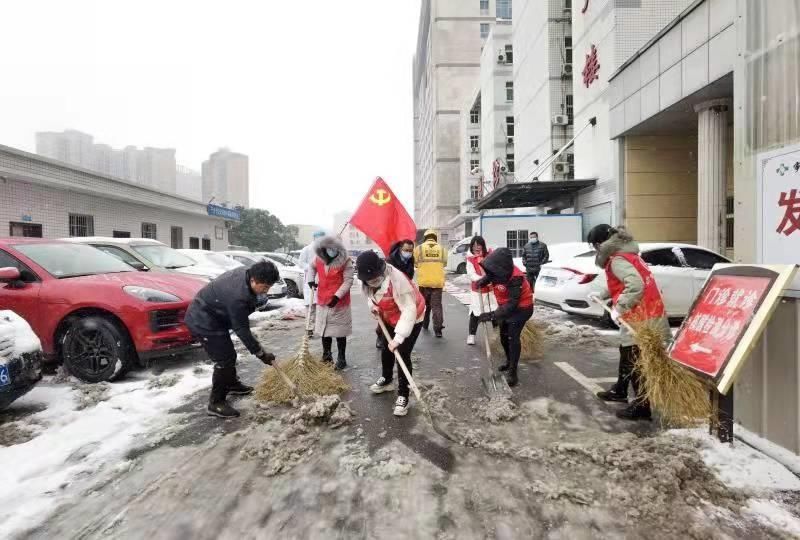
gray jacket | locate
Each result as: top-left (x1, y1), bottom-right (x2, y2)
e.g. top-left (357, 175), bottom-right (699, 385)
top-left (522, 240), bottom-right (549, 272)
top-left (184, 266), bottom-right (262, 355)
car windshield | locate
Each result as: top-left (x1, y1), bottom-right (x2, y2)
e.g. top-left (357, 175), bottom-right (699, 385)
top-left (15, 243), bottom-right (134, 278)
top-left (206, 253), bottom-right (241, 269)
top-left (132, 245), bottom-right (197, 269)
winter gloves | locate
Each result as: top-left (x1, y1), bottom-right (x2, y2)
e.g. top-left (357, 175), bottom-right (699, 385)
top-left (478, 311), bottom-right (495, 323)
top-left (327, 296), bottom-right (339, 308)
top-left (476, 275), bottom-right (492, 289)
top-left (255, 349), bottom-right (275, 365)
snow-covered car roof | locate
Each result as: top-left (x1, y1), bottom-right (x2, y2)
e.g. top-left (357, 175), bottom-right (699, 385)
top-left (61, 237), bottom-right (165, 247)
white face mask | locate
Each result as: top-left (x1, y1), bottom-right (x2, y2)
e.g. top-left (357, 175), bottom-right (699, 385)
top-left (366, 276), bottom-right (384, 288)
top-left (325, 248), bottom-right (338, 258)
top-left (530, 237), bottom-right (539, 244)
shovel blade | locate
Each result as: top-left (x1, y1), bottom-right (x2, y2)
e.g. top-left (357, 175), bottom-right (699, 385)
top-left (480, 373), bottom-right (513, 399)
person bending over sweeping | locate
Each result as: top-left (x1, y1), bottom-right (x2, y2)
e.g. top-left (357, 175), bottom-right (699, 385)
top-left (475, 247), bottom-right (534, 387)
top-left (307, 235), bottom-right (353, 371)
top-left (185, 261), bottom-right (280, 418)
top-left (356, 251), bottom-right (426, 417)
top-left (587, 224), bottom-right (670, 421)
top-left (465, 235), bottom-right (496, 346)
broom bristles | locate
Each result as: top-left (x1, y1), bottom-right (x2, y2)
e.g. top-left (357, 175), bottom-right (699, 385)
top-left (632, 320), bottom-right (711, 426)
top-left (254, 346), bottom-right (349, 404)
top-left (489, 320), bottom-right (544, 362)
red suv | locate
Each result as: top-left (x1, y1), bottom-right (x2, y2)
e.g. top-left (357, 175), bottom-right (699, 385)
top-left (0, 239), bottom-right (205, 382)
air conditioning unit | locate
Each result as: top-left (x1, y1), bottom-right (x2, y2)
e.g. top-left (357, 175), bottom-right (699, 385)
top-left (471, 145), bottom-right (480, 153)
top-left (552, 114), bottom-right (569, 126)
top-left (507, 136), bottom-right (514, 145)
top-left (562, 63), bottom-right (573, 77)
top-left (497, 52), bottom-right (505, 64)
top-left (500, 165), bottom-right (507, 173)
top-left (553, 162), bottom-right (569, 174)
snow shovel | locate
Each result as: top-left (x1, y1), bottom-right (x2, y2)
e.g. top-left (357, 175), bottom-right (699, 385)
top-left (477, 292), bottom-right (513, 399)
top-left (377, 318), bottom-right (456, 443)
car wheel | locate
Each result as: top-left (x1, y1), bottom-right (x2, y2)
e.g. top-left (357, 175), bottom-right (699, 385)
top-left (285, 280), bottom-right (300, 298)
top-left (61, 316), bottom-right (133, 383)
top-left (457, 262), bottom-right (467, 275)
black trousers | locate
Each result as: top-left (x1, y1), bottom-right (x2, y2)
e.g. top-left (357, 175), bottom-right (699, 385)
top-left (526, 270), bottom-right (540, 289)
top-left (198, 334), bottom-right (239, 403)
top-left (614, 345), bottom-right (649, 408)
top-left (499, 307), bottom-right (534, 371)
top-left (381, 323), bottom-right (423, 398)
top-left (322, 337), bottom-right (347, 358)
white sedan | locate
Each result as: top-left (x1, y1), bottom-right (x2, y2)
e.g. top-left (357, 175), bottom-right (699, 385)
top-left (535, 243), bottom-right (730, 324)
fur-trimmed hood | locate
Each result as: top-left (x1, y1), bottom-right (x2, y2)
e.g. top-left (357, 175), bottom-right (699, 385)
top-left (595, 227), bottom-right (639, 267)
top-left (314, 235), bottom-right (348, 268)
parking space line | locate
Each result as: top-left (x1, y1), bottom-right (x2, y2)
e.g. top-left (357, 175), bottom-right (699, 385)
top-left (594, 377), bottom-right (617, 384)
top-left (554, 362), bottom-right (604, 395)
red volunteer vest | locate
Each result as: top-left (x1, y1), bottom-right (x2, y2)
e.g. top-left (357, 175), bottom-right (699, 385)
top-left (492, 266), bottom-right (534, 309)
top-left (467, 252), bottom-right (493, 293)
top-left (376, 277), bottom-right (426, 327)
top-left (605, 252), bottom-right (666, 323)
top-left (315, 259), bottom-right (351, 307)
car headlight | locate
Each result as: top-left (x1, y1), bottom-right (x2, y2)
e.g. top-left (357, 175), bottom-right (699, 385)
top-left (123, 286), bottom-right (181, 303)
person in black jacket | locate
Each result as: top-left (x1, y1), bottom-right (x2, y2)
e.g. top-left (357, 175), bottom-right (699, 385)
top-left (185, 261), bottom-right (280, 418)
top-left (387, 239), bottom-right (415, 280)
top-left (375, 239), bottom-right (416, 350)
top-left (476, 248), bottom-right (535, 387)
top-left (522, 232), bottom-right (550, 288)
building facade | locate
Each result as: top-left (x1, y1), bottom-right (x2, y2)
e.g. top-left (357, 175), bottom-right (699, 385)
top-left (333, 211), bottom-right (378, 254)
top-left (413, 0), bottom-right (503, 244)
top-left (0, 144), bottom-right (231, 251)
top-left (176, 165), bottom-right (203, 201)
top-left (201, 148), bottom-right (249, 208)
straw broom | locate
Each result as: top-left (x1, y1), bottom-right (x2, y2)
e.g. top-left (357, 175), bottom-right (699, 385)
top-left (254, 291), bottom-right (348, 404)
top-left (592, 300), bottom-right (711, 426)
top-left (489, 320), bottom-right (544, 362)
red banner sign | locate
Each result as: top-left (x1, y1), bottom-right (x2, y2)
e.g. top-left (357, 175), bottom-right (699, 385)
top-left (670, 275), bottom-right (772, 377)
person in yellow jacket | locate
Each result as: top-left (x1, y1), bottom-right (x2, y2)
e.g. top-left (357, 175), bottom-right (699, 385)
top-left (414, 229), bottom-right (448, 337)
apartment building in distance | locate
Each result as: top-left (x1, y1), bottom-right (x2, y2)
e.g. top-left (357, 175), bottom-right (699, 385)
top-left (413, 0), bottom-right (508, 245)
top-left (201, 148), bottom-right (249, 209)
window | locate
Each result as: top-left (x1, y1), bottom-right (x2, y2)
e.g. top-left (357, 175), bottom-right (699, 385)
top-left (641, 248), bottom-right (682, 267)
top-left (233, 255), bottom-right (251, 265)
top-left (189, 237), bottom-right (200, 249)
top-left (480, 23), bottom-right (490, 39)
top-left (506, 153), bottom-right (515, 173)
top-left (505, 81), bottom-right (514, 102)
top-left (506, 230), bottom-right (528, 258)
top-left (504, 44), bottom-right (514, 64)
top-left (497, 0), bottom-right (512, 19)
top-left (470, 185), bottom-right (481, 200)
top-left (202, 238), bottom-right (211, 250)
top-left (170, 226), bottom-right (183, 249)
top-left (456, 243), bottom-right (469, 254)
top-left (565, 0), bottom-right (572, 9)
top-left (566, 94), bottom-right (574, 123)
top-left (68, 214), bottom-right (94, 237)
top-left (94, 245), bottom-right (145, 269)
top-left (470, 159), bottom-right (480, 172)
top-left (680, 248), bottom-right (729, 270)
top-left (470, 135), bottom-right (480, 151)
top-left (506, 116), bottom-right (515, 139)
top-left (112, 230), bottom-right (131, 238)
top-left (565, 37), bottom-right (573, 64)
top-left (465, 221), bottom-right (473, 237)
top-left (9, 222), bottom-right (42, 238)
top-left (142, 222), bottom-right (157, 239)
top-left (0, 249), bottom-right (38, 283)
top-left (470, 109), bottom-right (480, 124)
top-left (215, 226), bottom-right (224, 240)
top-left (480, 0), bottom-right (489, 15)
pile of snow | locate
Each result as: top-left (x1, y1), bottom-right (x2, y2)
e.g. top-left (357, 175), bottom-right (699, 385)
top-left (249, 298), bottom-right (307, 322)
top-left (0, 310), bottom-right (42, 363)
top-left (0, 364), bottom-right (211, 537)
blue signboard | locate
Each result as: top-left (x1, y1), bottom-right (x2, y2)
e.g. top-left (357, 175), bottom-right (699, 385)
top-left (22, 215), bottom-right (32, 222)
top-left (207, 204), bottom-right (241, 221)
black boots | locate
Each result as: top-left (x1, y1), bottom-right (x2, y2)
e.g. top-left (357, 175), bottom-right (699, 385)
top-left (335, 337), bottom-right (347, 371)
top-left (498, 362), bottom-right (510, 372)
top-left (208, 365), bottom-right (240, 419)
top-left (505, 368), bottom-right (519, 387)
top-left (597, 387), bottom-right (628, 403)
top-left (616, 403), bottom-right (652, 421)
top-left (227, 380), bottom-right (254, 396)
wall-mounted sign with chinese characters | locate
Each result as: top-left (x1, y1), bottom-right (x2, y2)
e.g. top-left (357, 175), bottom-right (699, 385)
top-left (582, 45), bottom-right (600, 88)
top-left (670, 264), bottom-right (797, 394)
top-left (757, 142), bottom-right (800, 292)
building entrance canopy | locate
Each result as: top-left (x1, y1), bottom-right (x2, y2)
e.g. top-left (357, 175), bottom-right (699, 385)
top-left (472, 180), bottom-right (597, 210)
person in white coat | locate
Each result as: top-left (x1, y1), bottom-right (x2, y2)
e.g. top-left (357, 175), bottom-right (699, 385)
top-left (298, 230), bottom-right (325, 337)
top-left (466, 235), bottom-right (497, 345)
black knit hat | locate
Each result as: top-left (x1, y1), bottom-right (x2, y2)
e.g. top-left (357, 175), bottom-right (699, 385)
top-left (356, 251), bottom-right (386, 282)
top-left (587, 224), bottom-right (617, 246)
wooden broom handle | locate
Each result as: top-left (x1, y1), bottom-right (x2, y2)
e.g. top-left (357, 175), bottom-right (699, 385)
top-left (377, 318), bottom-right (423, 402)
top-left (591, 296), bottom-right (637, 335)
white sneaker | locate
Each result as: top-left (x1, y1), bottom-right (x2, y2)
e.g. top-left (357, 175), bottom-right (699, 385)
top-left (370, 377), bottom-right (396, 394)
top-left (467, 335), bottom-right (476, 345)
top-left (393, 396), bottom-right (410, 416)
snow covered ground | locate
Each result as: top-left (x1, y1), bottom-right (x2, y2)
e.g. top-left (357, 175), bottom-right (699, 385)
top-left (0, 299), bottom-right (306, 539)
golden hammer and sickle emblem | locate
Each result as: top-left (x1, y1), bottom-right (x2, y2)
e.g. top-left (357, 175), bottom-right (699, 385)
top-left (369, 189), bottom-right (392, 206)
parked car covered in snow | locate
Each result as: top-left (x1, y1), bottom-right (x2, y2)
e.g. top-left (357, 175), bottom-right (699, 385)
top-left (62, 237), bottom-right (214, 281)
top-left (177, 249), bottom-right (243, 274)
top-left (535, 243), bottom-right (730, 324)
top-left (0, 239), bottom-right (205, 383)
top-left (254, 252), bottom-right (304, 298)
top-left (0, 308), bottom-right (43, 409)
top-left (221, 251), bottom-right (288, 300)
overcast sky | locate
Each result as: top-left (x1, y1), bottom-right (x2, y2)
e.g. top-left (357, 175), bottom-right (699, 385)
top-left (0, 0), bottom-right (421, 230)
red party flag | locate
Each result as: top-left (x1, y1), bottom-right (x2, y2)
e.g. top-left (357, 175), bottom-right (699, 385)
top-left (349, 177), bottom-right (417, 257)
